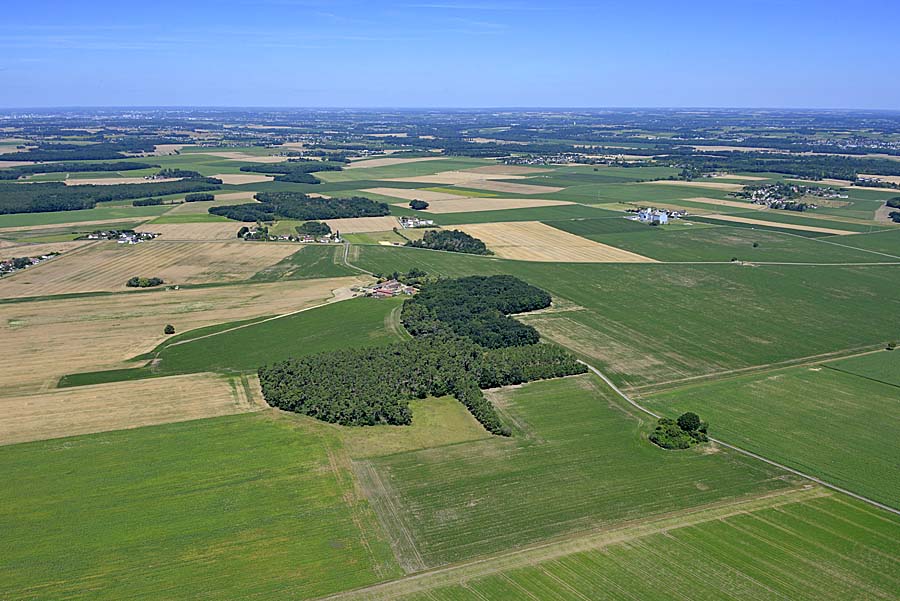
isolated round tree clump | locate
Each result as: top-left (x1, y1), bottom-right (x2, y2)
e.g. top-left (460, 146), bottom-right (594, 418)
top-left (677, 411), bottom-right (701, 432)
top-left (164, 324), bottom-right (175, 335)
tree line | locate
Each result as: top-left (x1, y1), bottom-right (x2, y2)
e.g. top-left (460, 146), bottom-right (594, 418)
top-left (208, 191), bottom-right (389, 222)
top-left (0, 178), bottom-right (221, 215)
top-left (0, 161), bottom-right (159, 181)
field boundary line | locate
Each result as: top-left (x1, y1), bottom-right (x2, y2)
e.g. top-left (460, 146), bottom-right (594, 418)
top-left (580, 361), bottom-right (900, 517)
top-left (163, 280), bottom-right (365, 349)
top-left (313, 486), bottom-right (827, 601)
top-left (625, 344), bottom-right (886, 395)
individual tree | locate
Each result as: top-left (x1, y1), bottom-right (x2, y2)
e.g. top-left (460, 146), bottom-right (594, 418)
top-left (677, 412), bottom-right (701, 432)
top-left (409, 199), bottom-right (429, 210)
top-left (164, 324), bottom-right (175, 335)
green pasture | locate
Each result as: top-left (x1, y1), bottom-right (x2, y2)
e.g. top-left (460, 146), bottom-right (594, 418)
top-left (360, 374), bottom-right (793, 567)
top-left (826, 348), bottom-right (900, 387)
top-left (250, 244), bottom-right (359, 281)
top-left (644, 361), bottom-right (900, 508)
top-left (393, 494), bottom-right (900, 601)
top-left (0, 205), bottom-right (169, 228)
top-left (0, 413), bottom-right (400, 600)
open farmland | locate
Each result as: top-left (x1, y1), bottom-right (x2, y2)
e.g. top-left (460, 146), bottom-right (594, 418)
top-left (0, 372), bottom-right (259, 446)
top-left (640, 179), bottom-right (746, 192)
top-left (356, 374), bottom-right (796, 569)
top-left (452, 221), bottom-right (658, 262)
top-left (410, 198), bottom-right (575, 213)
top-left (64, 176), bottom-right (181, 186)
top-left (322, 216), bottom-right (400, 232)
top-left (698, 213), bottom-right (858, 235)
top-left (827, 348), bottom-right (900, 386)
top-left (346, 156), bottom-right (447, 169)
top-left (352, 247), bottom-right (900, 388)
top-left (461, 179), bottom-right (565, 195)
top-left (0, 276), bottom-right (363, 394)
top-left (0, 413), bottom-right (401, 600)
top-left (570, 224), bottom-right (899, 263)
top-left (363, 187), bottom-right (471, 202)
top-left (146, 296), bottom-right (405, 376)
top-left (351, 492), bottom-right (900, 601)
top-left (212, 173), bottom-right (274, 185)
top-left (0, 240), bottom-right (300, 297)
top-left (643, 358), bottom-right (900, 508)
top-left (137, 222), bottom-right (240, 240)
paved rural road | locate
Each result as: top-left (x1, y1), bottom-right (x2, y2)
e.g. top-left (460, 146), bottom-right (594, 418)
top-left (578, 360), bottom-right (900, 517)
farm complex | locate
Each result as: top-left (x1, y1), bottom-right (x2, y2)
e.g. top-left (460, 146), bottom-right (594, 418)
top-left (1, 108), bottom-right (899, 601)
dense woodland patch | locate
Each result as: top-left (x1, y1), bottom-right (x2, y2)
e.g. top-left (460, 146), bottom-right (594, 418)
top-left (406, 229), bottom-right (491, 255)
top-left (259, 275), bottom-right (584, 434)
top-left (209, 191), bottom-right (389, 221)
top-left (0, 179), bottom-right (221, 215)
top-left (239, 159), bottom-right (345, 183)
top-left (0, 161), bottom-right (159, 180)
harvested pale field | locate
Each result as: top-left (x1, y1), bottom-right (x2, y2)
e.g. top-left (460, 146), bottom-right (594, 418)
top-left (0, 240), bottom-right (95, 260)
top-left (692, 145), bottom-right (781, 152)
top-left (195, 151), bottom-right (290, 163)
top-left (641, 180), bottom-right (745, 192)
top-left (0, 373), bottom-right (260, 446)
top-left (386, 170), bottom-right (532, 186)
top-left (875, 203), bottom-right (899, 224)
top-left (403, 198), bottom-right (575, 214)
top-left (0, 217), bottom-right (156, 233)
top-left (786, 178), bottom-right (854, 188)
top-left (453, 221), bottom-right (657, 262)
top-left (465, 165), bottom-right (551, 175)
top-left (212, 173), bottom-right (274, 185)
top-left (64, 177), bottom-right (181, 186)
top-left (0, 160), bottom-right (36, 167)
top-left (702, 213), bottom-right (854, 235)
top-left (466, 137), bottom-right (529, 145)
top-left (322, 216), bottom-right (400, 233)
top-left (0, 240), bottom-right (299, 298)
top-left (346, 156), bottom-right (446, 169)
top-left (363, 187), bottom-right (469, 202)
top-left (137, 222), bottom-right (240, 240)
top-left (365, 132), bottom-right (407, 137)
top-left (710, 174), bottom-right (768, 181)
top-left (684, 197), bottom-right (766, 210)
top-left (0, 276), bottom-right (365, 394)
top-left (462, 179), bottom-right (564, 195)
top-left (150, 143), bottom-right (191, 155)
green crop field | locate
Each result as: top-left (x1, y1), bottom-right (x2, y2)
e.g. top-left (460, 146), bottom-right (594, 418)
top-left (384, 493), bottom-right (900, 601)
top-left (836, 228), bottom-right (900, 257)
top-left (0, 413), bottom-right (401, 600)
top-left (643, 362), bottom-right (900, 508)
top-left (0, 204), bottom-right (169, 228)
top-left (317, 158), bottom-right (491, 183)
top-left (826, 349), bottom-right (900, 387)
top-left (250, 244), bottom-right (359, 281)
top-left (353, 246), bottom-right (900, 387)
top-left (358, 375), bottom-right (795, 568)
top-left (714, 210), bottom-right (881, 232)
top-left (577, 225), bottom-right (896, 263)
top-left (139, 296), bottom-right (403, 377)
top-left (408, 204), bottom-right (621, 225)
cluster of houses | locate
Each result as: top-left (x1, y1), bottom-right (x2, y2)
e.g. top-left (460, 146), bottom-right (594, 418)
top-left (399, 216), bottom-right (435, 228)
top-left (0, 252), bottom-right (61, 277)
top-left (239, 226), bottom-right (343, 243)
top-left (736, 183), bottom-right (848, 211)
top-left (856, 176), bottom-right (899, 189)
top-left (628, 207), bottom-right (684, 225)
top-left (78, 230), bottom-right (159, 244)
top-left (357, 279), bottom-right (418, 298)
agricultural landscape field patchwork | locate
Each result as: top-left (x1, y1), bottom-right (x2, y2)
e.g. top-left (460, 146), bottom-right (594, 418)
top-left (2, 109), bottom-right (899, 600)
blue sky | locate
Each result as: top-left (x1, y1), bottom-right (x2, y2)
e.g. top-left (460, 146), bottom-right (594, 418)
top-left (2, 0), bottom-right (898, 109)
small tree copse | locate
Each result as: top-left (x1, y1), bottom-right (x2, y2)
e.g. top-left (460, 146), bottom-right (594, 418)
top-left (409, 199), bottom-right (429, 210)
top-left (164, 324), bottom-right (175, 335)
